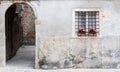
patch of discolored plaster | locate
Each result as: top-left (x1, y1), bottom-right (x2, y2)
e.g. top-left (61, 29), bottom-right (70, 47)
top-left (38, 36), bottom-right (102, 69)
top-left (37, 36), bottom-right (120, 69)
top-left (101, 36), bottom-right (120, 68)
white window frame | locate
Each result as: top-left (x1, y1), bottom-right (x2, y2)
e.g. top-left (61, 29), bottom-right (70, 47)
top-left (72, 8), bottom-right (102, 38)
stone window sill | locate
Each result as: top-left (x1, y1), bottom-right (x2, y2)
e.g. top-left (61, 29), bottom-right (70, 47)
top-left (71, 36), bottom-right (102, 39)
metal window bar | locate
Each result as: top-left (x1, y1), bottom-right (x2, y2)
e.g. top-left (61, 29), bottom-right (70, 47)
top-left (75, 11), bottom-right (99, 36)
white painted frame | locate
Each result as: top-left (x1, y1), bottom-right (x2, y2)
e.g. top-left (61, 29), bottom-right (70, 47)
top-left (72, 8), bottom-right (102, 38)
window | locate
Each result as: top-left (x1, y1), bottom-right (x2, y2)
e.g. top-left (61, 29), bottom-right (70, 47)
top-left (73, 9), bottom-right (100, 37)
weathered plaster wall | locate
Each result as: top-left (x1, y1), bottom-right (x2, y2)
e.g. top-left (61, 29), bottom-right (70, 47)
top-left (38, 37), bottom-right (101, 69)
top-left (102, 36), bottom-right (120, 68)
top-left (35, 0), bottom-right (120, 69)
top-left (0, 0), bottom-right (120, 69)
top-left (38, 36), bottom-right (120, 69)
top-left (35, 0), bottom-right (120, 37)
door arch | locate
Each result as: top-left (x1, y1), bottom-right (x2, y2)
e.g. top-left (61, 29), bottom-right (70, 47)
top-left (5, 2), bottom-right (36, 61)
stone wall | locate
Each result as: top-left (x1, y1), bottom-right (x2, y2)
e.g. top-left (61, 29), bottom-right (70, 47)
top-left (21, 4), bottom-right (35, 45)
top-left (37, 36), bottom-right (120, 69)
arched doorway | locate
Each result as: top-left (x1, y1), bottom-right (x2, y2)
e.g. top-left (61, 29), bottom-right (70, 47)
top-left (5, 2), bottom-right (36, 68)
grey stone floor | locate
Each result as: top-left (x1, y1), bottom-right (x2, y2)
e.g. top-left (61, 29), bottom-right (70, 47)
top-left (6, 45), bottom-right (35, 69)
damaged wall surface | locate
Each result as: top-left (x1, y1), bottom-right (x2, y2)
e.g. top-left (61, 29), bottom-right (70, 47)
top-left (0, 0), bottom-right (120, 69)
top-left (35, 0), bottom-right (120, 69)
top-left (38, 36), bottom-right (120, 69)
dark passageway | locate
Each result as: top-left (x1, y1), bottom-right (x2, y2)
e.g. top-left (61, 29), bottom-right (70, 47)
top-left (5, 3), bottom-right (35, 62)
top-left (5, 3), bottom-right (23, 60)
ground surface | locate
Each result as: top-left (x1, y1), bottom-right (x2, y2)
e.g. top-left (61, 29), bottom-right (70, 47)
top-left (6, 45), bottom-right (35, 69)
top-left (0, 68), bottom-right (119, 72)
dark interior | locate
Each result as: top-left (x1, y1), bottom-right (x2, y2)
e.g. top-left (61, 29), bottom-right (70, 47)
top-left (5, 3), bottom-right (23, 60)
top-left (5, 3), bottom-right (35, 61)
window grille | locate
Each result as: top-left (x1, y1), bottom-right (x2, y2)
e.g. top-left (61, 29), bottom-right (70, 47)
top-left (74, 11), bottom-right (99, 37)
